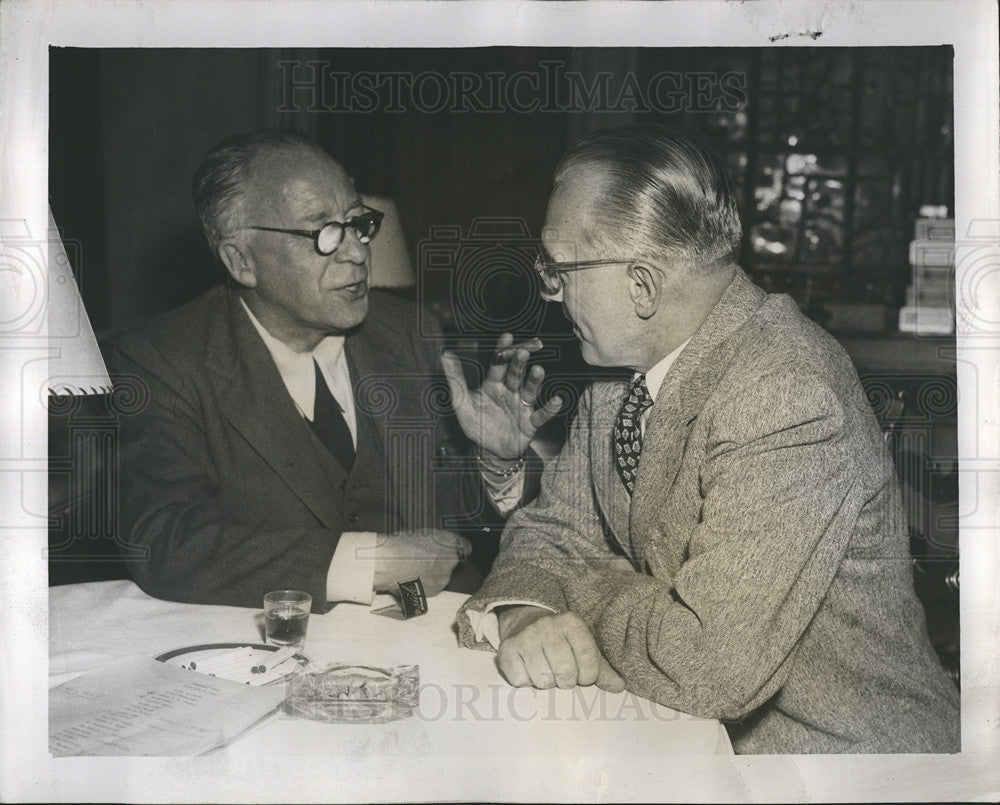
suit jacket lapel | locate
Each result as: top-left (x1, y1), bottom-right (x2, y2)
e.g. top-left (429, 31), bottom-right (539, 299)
top-left (209, 290), bottom-right (348, 530)
top-left (343, 307), bottom-right (422, 434)
top-left (630, 269), bottom-right (768, 544)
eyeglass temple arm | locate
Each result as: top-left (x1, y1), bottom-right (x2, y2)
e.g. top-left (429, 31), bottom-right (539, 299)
top-left (250, 225), bottom-right (317, 237)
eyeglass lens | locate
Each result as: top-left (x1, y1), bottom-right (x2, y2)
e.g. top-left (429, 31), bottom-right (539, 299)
top-left (316, 212), bottom-right (382, 255)
top-left (534, 257), bottom-right (562, 294)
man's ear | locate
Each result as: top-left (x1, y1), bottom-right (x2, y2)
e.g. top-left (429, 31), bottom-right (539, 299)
top-left (626, 262), bottom-right (663, 319)
top-left (218, 240), bottom-right (257, 288)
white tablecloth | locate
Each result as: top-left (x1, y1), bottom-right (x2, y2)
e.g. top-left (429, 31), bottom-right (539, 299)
top-left (49, 580), bottom-right (733, 759)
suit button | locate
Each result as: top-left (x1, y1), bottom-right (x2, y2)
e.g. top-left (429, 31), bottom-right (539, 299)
top-left (339, 480), bottom-right (347, 492)
top-left (348, 512), bottom-right (359, 524)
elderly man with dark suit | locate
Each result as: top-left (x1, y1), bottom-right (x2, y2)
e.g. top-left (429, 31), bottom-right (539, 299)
top-left (114, 130), bottom-right (560, 613)
top-left (452, 125), bottom-right (960, 753)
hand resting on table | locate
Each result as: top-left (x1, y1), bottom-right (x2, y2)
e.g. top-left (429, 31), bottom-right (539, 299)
top-left (496, 606), bottom-right (626, 692)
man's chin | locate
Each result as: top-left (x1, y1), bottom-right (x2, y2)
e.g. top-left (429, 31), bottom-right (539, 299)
top-left (329, 286), bottom-right (370, 331)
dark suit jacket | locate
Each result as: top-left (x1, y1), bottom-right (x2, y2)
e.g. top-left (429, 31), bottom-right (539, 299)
top-left (459, 268), bottom-right (960, 754)
top-left (113, 285), bottom-right (525, 612)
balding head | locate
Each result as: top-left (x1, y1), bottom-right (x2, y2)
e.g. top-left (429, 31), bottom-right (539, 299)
top-left (541, 125), bottom-right (740, 371)
top-left (554, 124), bottom-right (742, 274)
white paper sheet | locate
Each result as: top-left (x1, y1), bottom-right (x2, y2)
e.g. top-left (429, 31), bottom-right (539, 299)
top-left (49, 657), bottom-right (286, 756)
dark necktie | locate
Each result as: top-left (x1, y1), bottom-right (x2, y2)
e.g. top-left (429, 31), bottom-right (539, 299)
top-left (613, 374), bottom-right (653, 495)
top-left (308, 359), bottom-right (356, 471)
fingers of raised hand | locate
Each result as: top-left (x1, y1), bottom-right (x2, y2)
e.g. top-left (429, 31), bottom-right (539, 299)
top-left (440, 351), bottom-right (470, 404)
top-left (485, 333), bottom-right (515, 383)
top-left (492, 336), bottom-right (543, 364)
top-left (517, 364), bottom-right (544, 407)
top-left (529, 394), bottom-right (563, 429)
top-left (503, 348), bottom-right (529, 393)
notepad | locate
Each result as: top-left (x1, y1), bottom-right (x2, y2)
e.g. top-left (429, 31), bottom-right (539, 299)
top-left (49, 656), bottom-right (286, 756)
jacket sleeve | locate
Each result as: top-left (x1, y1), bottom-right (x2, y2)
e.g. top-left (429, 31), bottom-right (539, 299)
top-left (112, 339), bottom-right (340, 613)
top-left (456, 384), bottom-right (637, 648)
top-left (588, 371), bottom-right (861, 721)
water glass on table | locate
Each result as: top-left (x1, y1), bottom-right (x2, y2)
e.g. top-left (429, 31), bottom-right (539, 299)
top-left (263, 590), bottom-right (311, 648)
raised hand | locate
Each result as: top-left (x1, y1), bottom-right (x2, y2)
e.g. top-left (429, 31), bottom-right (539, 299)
top-left (441, 332), bottom-right (563, 461)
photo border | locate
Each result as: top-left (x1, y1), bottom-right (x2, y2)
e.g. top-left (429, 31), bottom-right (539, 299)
top-left (2, 1), bottom-right (997, 801)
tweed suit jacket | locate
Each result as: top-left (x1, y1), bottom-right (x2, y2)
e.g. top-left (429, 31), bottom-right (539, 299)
top-left (458, 268), bottom-right (960, 754)
top-left (113, 285), bottom-right (503, 613)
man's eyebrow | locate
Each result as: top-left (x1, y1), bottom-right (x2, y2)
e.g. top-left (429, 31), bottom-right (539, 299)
top-left (306, 199), bottom-right (365, 223)
top-left (299, 208), bottom-right (328, 225)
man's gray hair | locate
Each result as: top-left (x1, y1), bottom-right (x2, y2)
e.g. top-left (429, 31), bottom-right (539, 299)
top-left (192, 129), bottom-right (332, 255)
top-left (555, 124), bottom-right (742, 273)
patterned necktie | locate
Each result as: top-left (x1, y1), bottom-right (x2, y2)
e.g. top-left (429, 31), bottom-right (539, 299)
top-left (308, 359), bottom-right (356, 471)
top-left (613, 374), bottom-right (653, 495)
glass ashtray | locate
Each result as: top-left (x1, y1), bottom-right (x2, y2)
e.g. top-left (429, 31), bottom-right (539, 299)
top-left (285, 663), bottom-right (419, 724)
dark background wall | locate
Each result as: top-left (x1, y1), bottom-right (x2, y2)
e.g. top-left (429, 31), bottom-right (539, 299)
top-left (50, 46), bottom-right (954, 340)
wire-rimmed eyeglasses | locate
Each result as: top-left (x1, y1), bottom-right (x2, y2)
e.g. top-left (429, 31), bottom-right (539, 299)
top-left (249, 206), bottom-right (384, 256)
top-left (533, 255), bottom-right (640, 297)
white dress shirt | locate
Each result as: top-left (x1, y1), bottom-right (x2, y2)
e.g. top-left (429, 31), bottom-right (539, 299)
top-left (467, 338), bottom-right (691, 648)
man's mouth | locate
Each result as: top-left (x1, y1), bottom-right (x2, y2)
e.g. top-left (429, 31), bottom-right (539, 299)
top-left (336, 279), bottom-right (368, 298)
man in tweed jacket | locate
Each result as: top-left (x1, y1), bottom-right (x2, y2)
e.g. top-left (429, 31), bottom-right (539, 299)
top-left (455, 125), bottom-right (960, 754)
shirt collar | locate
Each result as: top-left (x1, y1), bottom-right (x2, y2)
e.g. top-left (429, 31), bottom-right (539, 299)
top-left (239, 297), bottom-right (346, 418)
top-left (642, 338), bottom-right (690, 404)
top-left (240, 297), bottom-right (346, 359)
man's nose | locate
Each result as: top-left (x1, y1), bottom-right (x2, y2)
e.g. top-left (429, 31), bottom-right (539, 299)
top-left (333, 227), bottom-right (369, 264)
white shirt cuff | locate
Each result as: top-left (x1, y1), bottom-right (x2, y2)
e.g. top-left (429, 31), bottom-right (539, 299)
top-left (466, 600), bottom-right (556, 649)
top-left (480, 467), bottom-right (526, 517)
top-left (326, 531), bottom-right (376, 605)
